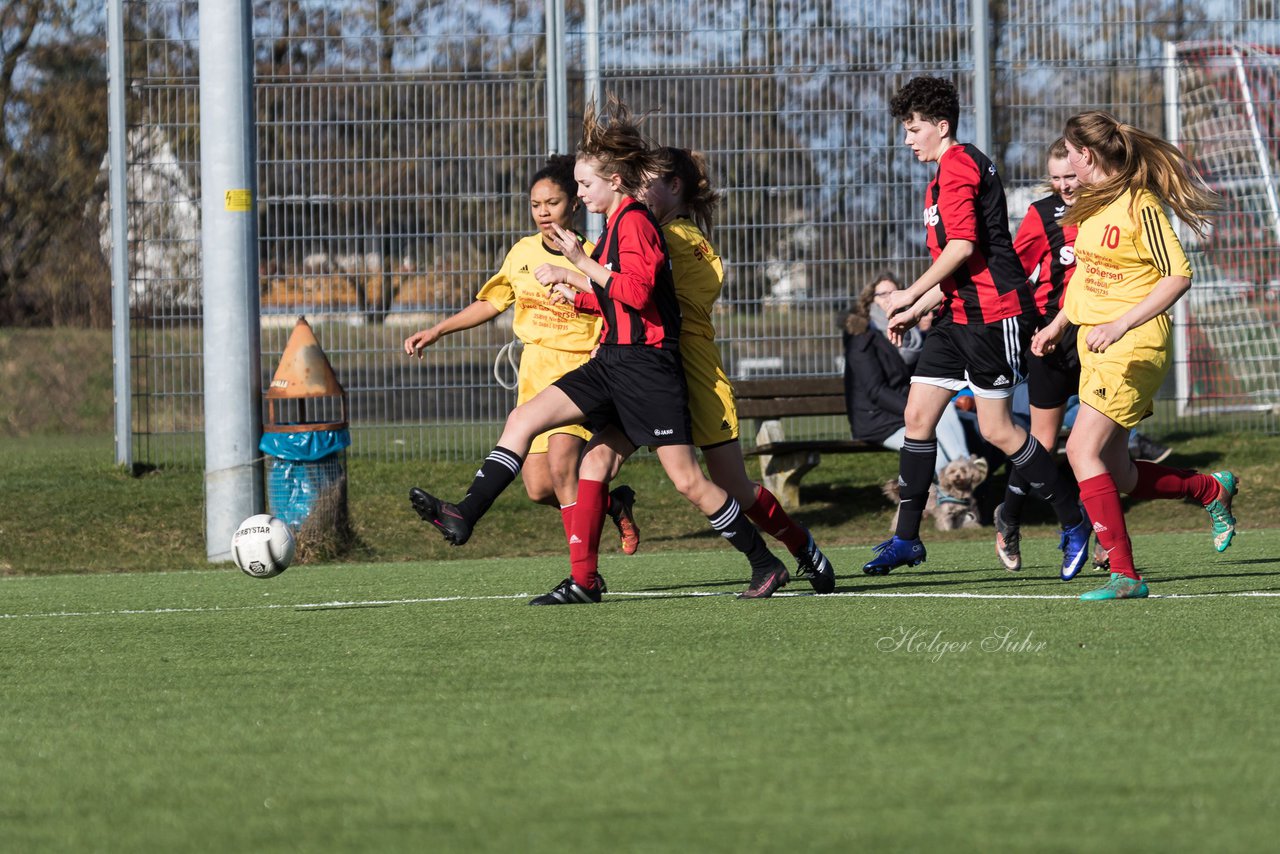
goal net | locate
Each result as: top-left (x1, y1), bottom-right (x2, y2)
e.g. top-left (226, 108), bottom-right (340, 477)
top-left (1167, 40), bottom-right (1280, 418)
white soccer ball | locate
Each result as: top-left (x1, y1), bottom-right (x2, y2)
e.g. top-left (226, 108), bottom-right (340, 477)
top-left (231, 514), bottom-right (296, 578)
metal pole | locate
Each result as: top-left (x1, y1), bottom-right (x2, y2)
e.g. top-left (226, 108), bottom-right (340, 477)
top-left (544, 0), bottom-right (568, 154)
top-left (1165, 41), bottom-right (1190, 418)
top-left (584, 0), bottom-right (603, 236)
top-left (199, 0), bottom-right (263, 562)
top-left (971, 0), bottom-right (991, 155)
top-left (107, 0), bottom-right (131, 470)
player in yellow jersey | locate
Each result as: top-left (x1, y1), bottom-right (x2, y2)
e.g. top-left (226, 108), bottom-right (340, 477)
top-left (1032, 111), bottom-right (1237, 600)
top-left (403, 155), bottom-right (639, 555)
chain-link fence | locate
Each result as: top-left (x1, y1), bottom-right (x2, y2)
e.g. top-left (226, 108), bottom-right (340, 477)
top-left (113, 1), bottom-right (1280, 466)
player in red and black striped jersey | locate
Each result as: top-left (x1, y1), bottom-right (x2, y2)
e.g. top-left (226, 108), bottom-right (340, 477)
top-left (863, 76), bottom-right (1090, 577)
top-left (409, 96), bottom-right (792, 605)
top-left (569, 146), bottom-right (837, 594)
top-left (993, 139), bottom-right (1084, 572)
top-left (1016, 156), bottom-right (1079, 325)
top-left (571, 196), bottom-right (682, 349)
top-left (922, 143), bottom-right (1029, 326)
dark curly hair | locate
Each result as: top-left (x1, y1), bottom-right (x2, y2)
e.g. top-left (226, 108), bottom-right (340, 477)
top-left (530, 153), bottom-right (577, 199)
top-left (889, 76), bottom-right (960, 134)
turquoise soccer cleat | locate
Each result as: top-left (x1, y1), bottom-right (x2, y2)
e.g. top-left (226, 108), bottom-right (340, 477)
top-left (1204, 471), bottom-right (1238, 553)
top-left (1079, 572), bottom-right (1150, 601)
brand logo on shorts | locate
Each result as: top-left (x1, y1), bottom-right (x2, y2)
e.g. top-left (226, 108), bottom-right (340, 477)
top-left (993, 375), bottom-right (1010, 386)
top-left (1093, 387), bottom-right (1108, 400)
top-left (653, 428), bottom-right (674, 436)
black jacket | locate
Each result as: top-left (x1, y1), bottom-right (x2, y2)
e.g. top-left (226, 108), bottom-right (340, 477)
top-left (843, 329), bottom-right (911, 443)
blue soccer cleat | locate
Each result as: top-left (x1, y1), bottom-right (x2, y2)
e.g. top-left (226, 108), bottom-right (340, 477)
top-left (862, 536), bottom-right (926, 576)
top-left (1058, 512), bottom-right (1092, 581)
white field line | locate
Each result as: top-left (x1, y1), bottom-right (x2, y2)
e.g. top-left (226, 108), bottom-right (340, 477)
top-left (1, 588), bottom-right (1278, 620)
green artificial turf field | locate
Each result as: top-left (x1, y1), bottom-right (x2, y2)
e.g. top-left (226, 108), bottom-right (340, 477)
top-left (3, 532), bottom-right (1277, 852)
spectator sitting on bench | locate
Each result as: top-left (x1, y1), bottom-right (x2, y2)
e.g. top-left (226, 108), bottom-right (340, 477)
top-left (842, 272), bottom-right (973, 478)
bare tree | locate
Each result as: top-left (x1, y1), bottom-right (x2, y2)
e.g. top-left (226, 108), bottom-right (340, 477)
top-left (0, 0), bottom-right (110, 326)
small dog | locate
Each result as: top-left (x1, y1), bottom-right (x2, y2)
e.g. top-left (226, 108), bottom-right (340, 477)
top-left (882, 456), bottom-right (989, 531)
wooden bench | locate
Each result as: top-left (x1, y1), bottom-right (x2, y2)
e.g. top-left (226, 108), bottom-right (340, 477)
top-left (736, 376), bottom-right (889, 509)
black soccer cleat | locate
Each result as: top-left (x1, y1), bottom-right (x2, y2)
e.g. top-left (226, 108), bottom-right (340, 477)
top-left (409, 487), bottom-right (473, 546)
top-left (794, 530), bottom-right (836, 594)
top-left (739, 558), bottom-right (790, 599)
top-left (529, 577), bottom-right (603, 606)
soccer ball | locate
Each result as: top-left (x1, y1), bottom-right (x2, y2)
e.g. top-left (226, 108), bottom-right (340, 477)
top-left (231, 514), bottom-right (295, 578)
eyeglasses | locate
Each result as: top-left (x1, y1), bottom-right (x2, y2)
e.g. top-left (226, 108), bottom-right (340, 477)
top-left (873, 289), bottom-right (896, 299)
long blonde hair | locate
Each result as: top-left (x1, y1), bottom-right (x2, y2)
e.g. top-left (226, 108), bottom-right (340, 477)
top-left (1062, 110), bottom-right (1219, 236)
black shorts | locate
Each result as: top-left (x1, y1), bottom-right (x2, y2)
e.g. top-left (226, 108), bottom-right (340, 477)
top-left (553, 344), bottom-right (694, 448)
top-left (913, 313), bottom-right (1031, 397)
top-left (1026, 322), bottom-right (1081, 409)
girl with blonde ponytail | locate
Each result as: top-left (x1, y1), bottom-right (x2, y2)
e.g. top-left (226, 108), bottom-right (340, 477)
top-left (1033, 110), bottom-right (1237, 601)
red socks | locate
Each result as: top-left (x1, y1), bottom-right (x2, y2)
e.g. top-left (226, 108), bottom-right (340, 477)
top-left (1077, 473), bottom-right (1139, 580)
top-left (744, 485), bottom-right (809, 555)
top-left (559, 504), bottom-right (574, 545)
top-left (1129, 461), bottom-right (1219, 505)
top-left (568, 479), bottom-right (609, 589)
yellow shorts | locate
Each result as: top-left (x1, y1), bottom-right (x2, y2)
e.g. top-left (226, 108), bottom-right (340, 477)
top-left (518, 343), bottom-right (593, 454)
top-left (1076, 314), bottom-right (1172, 429)
top-left (681, 335), bottom-right (739, 447)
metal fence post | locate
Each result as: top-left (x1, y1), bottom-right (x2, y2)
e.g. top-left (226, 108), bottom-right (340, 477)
top-left (583, 0), bottom-right (603, 237)
top-left (199, 0), bottom-right (263, 561)
top-left (972, 0), bottom-right (992, 155)
top-left (107, 0), bottom-right (131, 470)
top-left (545, 0), bottom-right (568, 154)
top-left (1166, 40), bottom-right (1192, 418)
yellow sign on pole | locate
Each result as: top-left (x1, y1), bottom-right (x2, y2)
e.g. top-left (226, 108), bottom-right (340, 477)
top-left (224, 189), bottom-right (253, 212)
